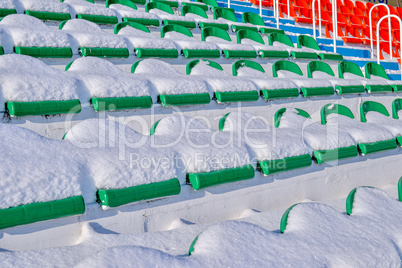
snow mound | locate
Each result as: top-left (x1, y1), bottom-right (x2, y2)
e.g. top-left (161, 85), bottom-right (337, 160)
top-left (61, 19), bottom-right (127, 50)
top-left (0, 54), bottom-right (79, 103)
top-left (365, 112), bottom-right (402, 137)
top-left (0, 124), bottom-right (82, 209)
top-left (66, 57), bottom-right (153, 101)
top-left (118, 25), bottom-right (177, 50)
top-left (19, 0), bottom-right (70, 13)
top-left (63, 0), bottom-right (116, 17)
top-left (222, 112), bottom-right (309, 160)
top-left (0, 14), bottom-right (71, 48)
top-left (64, 119), bottom-right (177, 190)
top-left (133, 59), bottom-right (210, 95)
top-left (236, 66), bottom-right (298, 90)
top-left (152, 115), bottom-right (250, 174)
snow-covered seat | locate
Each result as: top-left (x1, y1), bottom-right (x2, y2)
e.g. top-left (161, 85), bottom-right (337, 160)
top-left (60, 19), bottom-right (129, 58)
top-left (339, 61), bottom-right (394, 94)
top-left (187, 59), bottom-right (259, 103)
top-left (145, 2), bottom-right (196, 29)
top-left (196, 0), bottom-right (219, 11)
top-left (115, 21), bottom-right (179, 58)
top-left (0, 0), bottom-right (17, 18)
top-left (21, 0), bottom-right (71, 21)
top-left (392, 98), bottom-right (402, 119)
top-left (0, 55), bottom-right (82, 117)
top-left (181, 5), bottom-right (229, 31)
top-left (62, 0), bottom-right (118, 24)
top-left (0, 124), bottom-right (85, 230)
top-left (201, 26), bottom-right (257, 58)
top-left (364, 62), bottom-right (402, 92)
top-left (150, 115), bottom-right (254, 190)
top-left (0, 14), bottom-right (73, 58)
top-left (237, 29), bottom-right (290, 59)
top-left (64, 119), bottom-right (180, 208)
top-left (308, 61), bottom-right (366, 95)
top-left (233, 60), bottom-right (299, 100)
top-left (273, 60), bottom-right (334, 97)
top-left (151, 0), bottom-right (180, 8)
top-left (161, 24), bottom-right (220, 58)
top-left (65, 57), bottom-right (153, 111)
top-left (219, 112), bottom-right (312, 174)
top-left (360, 101), bottom-right (402, 146)
top-left (213, 7), bottom-right (259, 32)
top-left (131, 59), bottom-right (211, 106)
top-left (321, 103), bottom-right (397, 155)
top-left (106, 0), bottom-right (160, 27)
top-left (276, 107), bottom-right (358, 163)
top-left (242, 12), bottom-right (285, 35)
top-left (297, 35), bottom-right (343, 61)
top-left (268, 33), bottom-right (319, 60)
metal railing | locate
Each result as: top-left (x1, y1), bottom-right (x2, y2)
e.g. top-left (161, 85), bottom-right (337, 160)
top-left (312, 0), bottom-right (322, 38)
top-left (377, 15), bottom-right (402, 81)
top-left (370, 4), bottom-right (391, 59)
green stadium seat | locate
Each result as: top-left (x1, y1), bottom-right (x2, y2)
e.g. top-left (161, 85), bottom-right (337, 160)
top-left (161, 24), bottom-right (220, 58)
top-left (364, 62), bottom-right (402, 92)
top-left (242, 12), bottom-right (285, 35)
top-left (115, 21), bottom-right (179, 58)
top-left (232, 60), bottom-right (299, 100)
top-left (213, 7), bottom-right (257, 32)
top-left (187, 59), bottom-right (260, 103)
top-left (201, 27), bottom-right (257, 59)
top-left (150, 0), bottom-right (179, 8)
top-left (297, 35), bottom-right (343, 61)
top-left (269, 33), bottom-right (318, 60)
top-left (339, 61), bottom-right (393, 93)
top-left (63, 0), bottom-right (118, 24)
top-left (146, 2), bottom-right (196, 28)
top-left (308, 61), bottom-right (365, 94)
top-left (273, 60), bottom-right (334, 97)
top-left (181, 5), bottom-right (229, 30)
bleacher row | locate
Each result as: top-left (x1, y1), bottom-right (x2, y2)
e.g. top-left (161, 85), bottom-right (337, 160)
top-left (1, 53), bottom-right (399, 117)
top-left (249, 0), bottom-right (402, 59)
top-left (188, 184), bottom-right (402, 256)
top-left (0, 12), bottom-right (344, 61)
top-left (1, 105), bottom-right (402, 230)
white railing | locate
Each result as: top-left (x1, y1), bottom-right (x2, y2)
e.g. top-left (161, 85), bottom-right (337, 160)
top-left (274, 0), bottom-right (279, 28)
top-left (369, 4), bottom-right (391, 59)
top-left (332, 0), bottom-right (337, 52)
top-left (312, 0), bottom-right (322, 39)
top-left (259, 0), bottom-right (262, 16)
top-left (376, 15), bottom-right (402, 81)
top-left (228, 0), bottom-right (230, 8)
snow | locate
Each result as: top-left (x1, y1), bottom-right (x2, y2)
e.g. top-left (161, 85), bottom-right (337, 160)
top-left (0, 123), bottom-right (82, 209)
top-left (109, 4), bottom-right (158, 20)
top-left (221, 112), bottom-right (309, 161)
top-left (19, 0), bottom-right (70, 13)
top-left (66, 57), bottom-right (153, 101)
top-left (365, 112), bottom-right (402, 137)
top-left (0, 14), bottom-right (71, 48)
top-left (236, 66), bottom-right (298, 90)
top-left (152, 115), bottom-right (251, 174)
top-left (133, 59), bottom-right (210, 95)
top-left (0, 0), bottom-right (16, 9)
top-left (118, 26), bottom-right (177, 50)
top-left (277, 70), bottom-right (333, 88)
top-left (61, 19), bottom-right (127, 50)
top-left (312, 70), bottom-right (365, 87)
top-left (149, 9), bottom-right (195, 22)
top-left (0, 54), bottom-right (79, 103)
top-left (279, 109), bottom-right (356, 152)
top-left (326, 113), bottom-right (395, 143)
top-left (343, 72), bottom-right (391, 86)
top-left (6, 187), bottom-right (400, 266)
top-left (164, 31), bottom-right (219, 50)
top-left (63, 0), bottom-right (117, 16)
top-left (64, 119), bottom-right (177, 190)
top-left (188, 60), bottom-right (258, 93)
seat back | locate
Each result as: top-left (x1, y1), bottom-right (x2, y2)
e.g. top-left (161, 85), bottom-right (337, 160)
top-left (161, 24), bottom-right (193, 38)
top-left (338, 61), bottom-right (364, 78)
top-left (272, 60), bottom-right (303, 77)
top-left (145, 2), bottom-right (174, 14)
top-left (320, 103), bottom-right (354, 124)
top-left (106, 0), bottom-right (138, 9)
top-left (360, 101), bottom-right (390, 123)
top-left (181, 5), bottom-right (208, 19)
top-left (114, 21), bottom-right (149, 34)
top-left (297, 35), bottom-right (320, 50)
top-left (237, 29), bottom-right (265, 44)
top-left (364, 62), bottom-right (389, 80)
top-left (242, 12), bottom-right (265, 26)
top-left (201, 26), bottom-right (232, 42)
top-left (268, 32), bottom-right (294, 47)
top-left (186, 59), bottom-right (223, 74)
top-left (274, 108), bottom-right (310, 127)
top-left (307, 61), bottom-right (335, 78)
top-left (213, 7), bottom-right (237, 22)
top-left (232, 60), bottom-right (265, 76)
